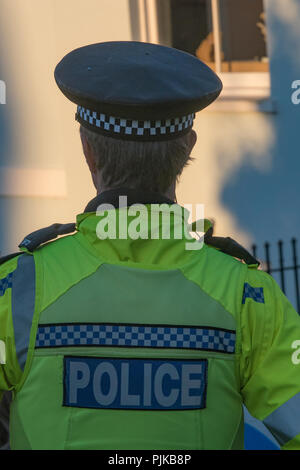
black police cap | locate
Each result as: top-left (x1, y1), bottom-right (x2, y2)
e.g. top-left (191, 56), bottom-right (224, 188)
top-left (55, 41), bottom-right (222, 141)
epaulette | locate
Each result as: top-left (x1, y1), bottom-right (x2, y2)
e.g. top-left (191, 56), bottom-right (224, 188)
top-left (18, 223), bottom-right (77, 253)
top-left (204, 225), bottom-right (260, 267)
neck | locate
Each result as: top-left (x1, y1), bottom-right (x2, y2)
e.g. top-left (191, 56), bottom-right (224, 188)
top-left (85, 187), bottom-right (175, 212)
top-left (96, 182), bottom-right (176, 202)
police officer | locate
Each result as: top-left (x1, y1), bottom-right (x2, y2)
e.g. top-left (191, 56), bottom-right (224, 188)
top-left (0, 41), bottom-right (300, 450)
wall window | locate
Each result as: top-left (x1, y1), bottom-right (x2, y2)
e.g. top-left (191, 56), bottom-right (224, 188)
top-left (132, 0), bottom-right (271, 103)
top-left (156, 0), bottom-right (268, 73)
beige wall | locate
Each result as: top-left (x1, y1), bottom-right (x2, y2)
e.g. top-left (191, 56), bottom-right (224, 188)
top-left (0, 0), bottom-right (289, 255)
top-left (0, 0), bottom-right (133, 253)
top-left (178, 110), bottom-right (274, 246)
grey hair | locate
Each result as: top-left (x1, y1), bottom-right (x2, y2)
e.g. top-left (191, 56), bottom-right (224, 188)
top-left (80, 125), bottom-right (194, 193)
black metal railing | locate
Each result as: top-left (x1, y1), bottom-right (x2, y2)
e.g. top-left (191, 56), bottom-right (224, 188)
top-left (252, 238), bottom-right (300, 313)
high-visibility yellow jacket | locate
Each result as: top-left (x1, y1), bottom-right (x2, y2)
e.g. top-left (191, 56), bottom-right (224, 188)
top-left (0, 191), bottom-right (300, 449)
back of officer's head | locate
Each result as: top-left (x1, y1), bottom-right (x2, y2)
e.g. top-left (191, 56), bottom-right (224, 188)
top-left (55, 42), bottom-right (221, 193)
top-left (80, 125), bottom-right (196, 194)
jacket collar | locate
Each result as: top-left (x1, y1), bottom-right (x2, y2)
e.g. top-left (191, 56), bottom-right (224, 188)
top-left (84, 188), bottom-right (175, 213)
top-left (76, 188), bottom-right (203, 265)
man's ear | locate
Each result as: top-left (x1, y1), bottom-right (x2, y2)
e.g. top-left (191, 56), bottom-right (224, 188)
top-left (188, 130), bottom-right (197, 154)
top-left (80, 128), bottom-right (97, 174)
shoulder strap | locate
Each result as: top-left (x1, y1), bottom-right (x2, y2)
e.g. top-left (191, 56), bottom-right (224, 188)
top-left (204, 226), bottom-right (260, 266)
top-left (18, 223), bottom-right (76, 253)
top-left (0, 252), bottom-right (23, 267)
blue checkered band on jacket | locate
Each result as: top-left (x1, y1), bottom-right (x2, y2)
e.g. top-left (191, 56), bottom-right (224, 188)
top-left (0, 272), bottom-right (13, 297)
top-left (242, 283), bottom-right (265, 304)
top-left (76, 106), bottom-right (195, 138)
top-left (35, 324), bottom-right (235, 353)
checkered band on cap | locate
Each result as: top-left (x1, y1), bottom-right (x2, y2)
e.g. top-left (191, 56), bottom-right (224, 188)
top-left (76, 106), bottom-right (195, 141)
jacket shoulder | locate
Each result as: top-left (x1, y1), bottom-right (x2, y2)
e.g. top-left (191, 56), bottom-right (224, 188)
top-left (204, 226), bottom-right (259, 267)
top-left (0, 252), bottom-right (23, 267)
top-left (18, 223), bottom-right (77, 253)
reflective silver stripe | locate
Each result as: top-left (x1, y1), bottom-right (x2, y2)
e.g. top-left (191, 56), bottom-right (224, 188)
top-left (263, 392), bottom-right (300, 446)
top-left (11, 254), bottom-right (36, 371)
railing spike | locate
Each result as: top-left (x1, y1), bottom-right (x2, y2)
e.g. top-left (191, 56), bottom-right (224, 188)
top-left (291, 238), bottom-right (300, 313)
